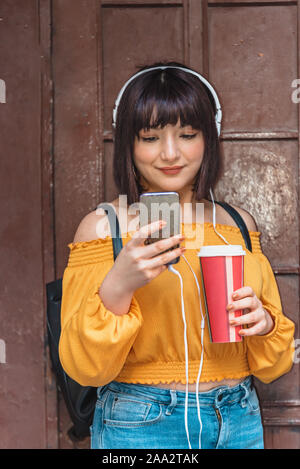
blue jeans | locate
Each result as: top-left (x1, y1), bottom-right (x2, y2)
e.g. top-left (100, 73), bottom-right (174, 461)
top-left (90, 376), bottom-right (264, 449)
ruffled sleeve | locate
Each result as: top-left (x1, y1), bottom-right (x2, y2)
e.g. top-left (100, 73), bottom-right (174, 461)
top-left (245, 233), bottom-right (295, 383)
top-left (58, 237), bottom-right (143, 387)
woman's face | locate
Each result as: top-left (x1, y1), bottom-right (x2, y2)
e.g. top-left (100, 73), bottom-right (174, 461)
top-left (133, 120), bottom-right (205, 196)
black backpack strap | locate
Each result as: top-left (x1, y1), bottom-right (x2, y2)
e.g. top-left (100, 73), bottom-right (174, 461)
top-left (95, 203), bottom-right (123, 260)
top-left (214, 201), bottom-right (252, 252)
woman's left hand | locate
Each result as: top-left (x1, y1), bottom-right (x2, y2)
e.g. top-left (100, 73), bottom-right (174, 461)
top-left (226, 286), bottom-right (275, 337)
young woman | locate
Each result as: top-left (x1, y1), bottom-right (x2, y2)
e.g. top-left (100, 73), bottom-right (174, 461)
top-left (58, 62), bottom-right (295, 449)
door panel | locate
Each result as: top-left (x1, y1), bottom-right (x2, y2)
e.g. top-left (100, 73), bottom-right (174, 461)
top-left (0, 0), bottom-right (48, 449)
top-left (49, 0), bottom-right (299, 448)
top-left (102, 4), bottom-right (184, 130)
top-left (2, 0), bottom-right (296, 449)
top-left (208, 0), bottom-right (299, 448)
top-left (208, 4), bottom-right (298, 133)
top-left (215, 139), bottom-right (299, 267)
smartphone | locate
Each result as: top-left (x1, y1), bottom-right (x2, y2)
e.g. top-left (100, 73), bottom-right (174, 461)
top-left (139, 192), bottom-right (181, 265)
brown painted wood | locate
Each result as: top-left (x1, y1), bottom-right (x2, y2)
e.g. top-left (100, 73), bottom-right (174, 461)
top-left (1, 0), bottom-right (298, 449)
top-left (208, 3), bottom-right (298, 133)
top-left (51, 0), bottom-right (104, 448)
top-left (188, 0), bottom-right (204, 72)
top-left (102, 0), bottom-right (183, 3)
top-left (206, 0), bottom-right (299, 448)
top-left (208, 0), bottom-right (296, 4)
top-left (52, 0), bottom-right (104, 277)
top-left (102, 3), bottom-right (185, 131)
top-left (0, 0), bottom-right (46, 449)
top-left (39, 0), bottom-right (58, 449)
top-left (215, 140), bottom-right (299, 267)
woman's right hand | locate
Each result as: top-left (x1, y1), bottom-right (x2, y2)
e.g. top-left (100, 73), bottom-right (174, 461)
top-left (107, 220), bottom-right (185, 295)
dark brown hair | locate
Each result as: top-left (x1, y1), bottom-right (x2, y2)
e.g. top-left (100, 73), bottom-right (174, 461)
top-left (113, 61), bottom-right (223, 205)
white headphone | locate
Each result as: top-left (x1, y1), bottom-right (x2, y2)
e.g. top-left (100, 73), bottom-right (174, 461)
top-left (112, 65), bottom-right (222, 136)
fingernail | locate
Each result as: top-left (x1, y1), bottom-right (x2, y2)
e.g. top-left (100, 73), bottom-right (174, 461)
top-left (227, 304), bottom-right (234, 311)
top-left (232, 293), bottom-right (238, 299)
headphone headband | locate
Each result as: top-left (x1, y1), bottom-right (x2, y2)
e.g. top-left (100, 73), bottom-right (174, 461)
top-left (112, 66), bottom-right (222, 136)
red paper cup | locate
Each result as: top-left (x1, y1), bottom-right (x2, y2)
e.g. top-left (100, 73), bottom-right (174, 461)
top-left (197, 245), bottom-right (246, 343)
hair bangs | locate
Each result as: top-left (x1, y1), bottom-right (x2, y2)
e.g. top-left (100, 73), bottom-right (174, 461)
top-left (133, 74), bottom-right (206, 136)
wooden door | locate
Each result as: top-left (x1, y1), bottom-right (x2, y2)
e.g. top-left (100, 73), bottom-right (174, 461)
top-left (1, 0), bottom-right (297, 449)
top-left (0, 0), bottom-right (51, 449)
top-left (207, 2), bottom-right (299, 449)
top-left (51, 0), bottom-right (299, 448)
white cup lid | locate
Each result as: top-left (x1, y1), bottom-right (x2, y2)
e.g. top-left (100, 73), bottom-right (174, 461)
top-left (197, 245), bottom-right (246, 257)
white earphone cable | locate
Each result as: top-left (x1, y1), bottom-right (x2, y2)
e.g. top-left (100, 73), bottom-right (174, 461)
top-left (209, 188), bottom-right (230, 245)
top-left (167, 263), bottom-right (192, 449)
top-left (168, 253), bottom-right (206, 450)
top-left (181, 253), bottom-right (206, 450)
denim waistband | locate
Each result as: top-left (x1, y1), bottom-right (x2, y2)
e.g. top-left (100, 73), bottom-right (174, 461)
top-left (103, 376), bottom-right (253, 408)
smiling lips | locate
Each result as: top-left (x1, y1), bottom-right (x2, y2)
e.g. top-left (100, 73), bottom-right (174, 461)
top-left (158, 166), bottom-right (184, 175)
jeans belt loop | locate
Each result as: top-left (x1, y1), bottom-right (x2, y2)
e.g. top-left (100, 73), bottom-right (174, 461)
top-left (215, 388), bottom-right (225, 407)
top-left (165, 390), bottom-right (177, 416)
top-left (240, 381), bottom-right (250, 408)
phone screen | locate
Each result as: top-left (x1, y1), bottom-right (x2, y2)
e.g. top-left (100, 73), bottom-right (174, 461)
top-left (139, 192), bottom-right (181, 264)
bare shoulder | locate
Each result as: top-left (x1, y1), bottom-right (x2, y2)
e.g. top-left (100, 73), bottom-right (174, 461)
top-left (72, 198), bottom-right (131, 243)
top-left (72, 204), bottom-right (111, 243)
top-left (229, 203), bottom-right (258, 232)
top-left (73, 198), bottom-right (138, 243)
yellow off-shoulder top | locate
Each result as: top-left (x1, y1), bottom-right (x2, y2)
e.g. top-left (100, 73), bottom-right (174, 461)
top-left (58, 223), bottom-right (295, 387)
